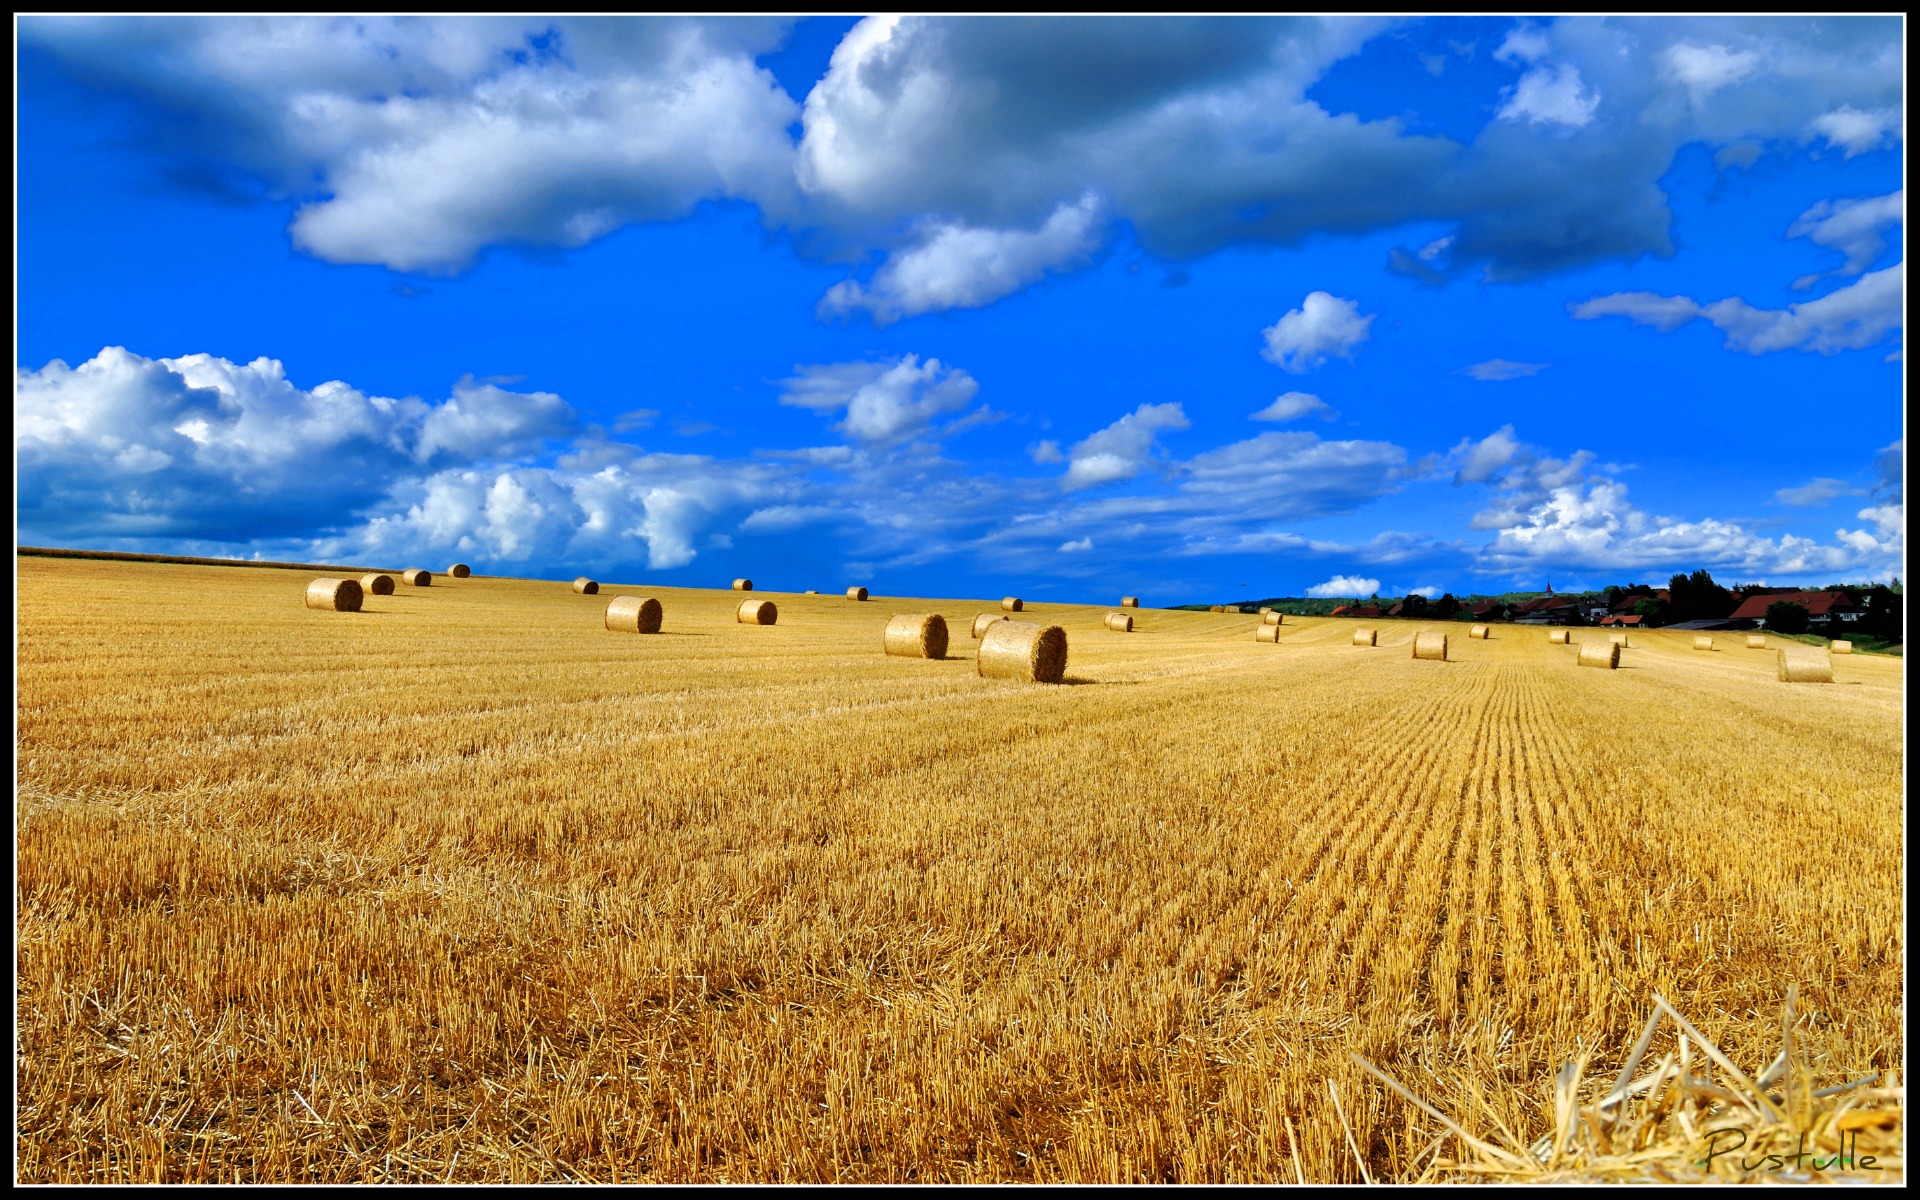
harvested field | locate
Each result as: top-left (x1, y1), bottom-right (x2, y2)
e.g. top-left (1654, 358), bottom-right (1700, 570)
top-left (15, 557), bottom-right (1905, 1184)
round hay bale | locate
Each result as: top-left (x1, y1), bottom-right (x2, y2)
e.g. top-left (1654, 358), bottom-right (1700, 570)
top-left (1778, 646), bottom-right (1833, 682)
top-left (1258, 606), bottom-right (1272, 615)
top-left (883, 613), bottom-right (948, 658)
top-left (1352, 628), bottom-right (1376, 646)
top-left (1104, 612), bottom-right (1133, 632)
top-left (972, 612), bottom-right (1008, 639)
top-left (1609, 632), bottom-right (1630, 647)
top-left (732, 578), bottom-right (753, 591)
top-left (403, 568), bottom-right (432, 587)
top-left (977, 620), bottom-right (1067, 683)
top-left (1577, 640), bottom-right (1620, 669)
top-left (1263, 611), bottom-right (1283, 626)
top-left (360, 572), bottom-right (395, 596)
top-left (305, 577), bottom-right (363, 612)
top-left (1548, 629), bottom-right (1570, 644)
top-left (737, 599), bottom-right (777, 625)
top-left (1208, 606), bottom-right (1221, 613)
top-left (448, 563), bottom-right (471, 578)
top-left (847, 586), bottom-right (869, 601)
top-left (1831, 639), bottom-right (1854, 654)
top-left (1693, 635), bottom-right (1714, 651)
top-left (1746, 634), bottom-right (1766, 649)
top-left (1469, 624), bottom-right (1490, 639)
top-left (804, 590), bottom-right (819, 594)
top-left (1254, 623), bottom-right (1281, 643)
top-left (573, 577), bottom-right (599, 595)
top-left (1001, 596), bottom-right (1023, 612)
top-left (1121, 596), bottom-right (1139, 608)
top-left (1412, 631), bottom-right (1448, 661)
top-left (605, 595), bottom-right (663, 634)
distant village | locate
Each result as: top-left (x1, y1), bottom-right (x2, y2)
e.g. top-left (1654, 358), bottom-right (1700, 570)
top-left (1253, 571), bottom-right (1903, 643)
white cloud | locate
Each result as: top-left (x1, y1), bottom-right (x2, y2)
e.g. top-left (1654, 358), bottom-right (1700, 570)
top-left (1451, 425), bottom-right (1522, 485)
top-left (1498, 64), bottom-right (1600, 128)
top-left (1493, 23), bottom-right (1550, 66)
top-left (1775, 477), bottom-right (1865, 507)
top-left (1058, 536), bottom-right (1093, 552)
top-left (1251, 391), bottom-right (1337, 421)
top-left (1062, 402), bottom-right (1189, 490)
top-left (1028, 439), bottom-right (1064, 464)
top-left (1810, 105), bottom-right (1900, 157)
top-left (818, 194), bottom-right (1103, 325)
top-left (1306, 574), bottom-right (1380, 598)
top-left (1665, 43), bottom-right (1758, 99)
top-left (1568, 291), bottom-right (1702, 332)
top-left (1457, 432), bottom-right (1905, 580)
top-left (1571, 262), bottom-right (1904, 356)
top-left (1407, 585), bottom-right (1441, 598)
top-left (739, 503), bottom-right (838, 533)
top-left (1260, 292), bottom-right (1374, 374)
top-left (414, 376), bottom-right (576, 464)
top-left (778, 354), bottom-right (981, 446)
top-left (1462, 359), bottom-right (1549, 381)
top-left (1786, 190), bottom-right (1903, 288)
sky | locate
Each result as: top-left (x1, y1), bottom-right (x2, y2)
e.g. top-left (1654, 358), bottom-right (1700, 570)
top-left (15, 15), bottom-right (1906, 603)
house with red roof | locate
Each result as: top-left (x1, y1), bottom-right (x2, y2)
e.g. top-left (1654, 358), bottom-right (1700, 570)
top-left (1726, 590), bottom-right (1863, 628)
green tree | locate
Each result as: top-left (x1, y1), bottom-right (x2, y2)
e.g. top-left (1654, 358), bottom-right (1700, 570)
top-left (1633, 597), bottom-right (1670, 627)
top-left (1402, 593), bottom-right (1429, 618)
top-left (1668, 569), bottom-right (1735, 622)
top-left (1765, 601), bottom-right (1811, 635)
top-left (1433, 593), bottom-right (1459, 619)
top-left (1864, 586), bottom-right (1903, 641)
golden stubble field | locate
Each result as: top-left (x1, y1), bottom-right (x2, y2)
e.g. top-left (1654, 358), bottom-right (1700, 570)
top-left (15, 557), bottom-right (1905, 1182)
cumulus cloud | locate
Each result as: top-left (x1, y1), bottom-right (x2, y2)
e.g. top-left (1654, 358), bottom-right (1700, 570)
top-left (777, 354), bottom-right (981, 446)
top-left (1058, 536), bottom-right (1093, 552)
top-left (23, 16), bottom-right (1906, 303)
top-left (1498, 64), bottom-right (1600, 127)
top-left (1453, 430), bottom-right (1905, 580)
top-left (15, 346), bottom-right (801, 570)
top-left (1811, 105), bottom-right (1901, 157)
top-left (1451, 425), bottom-right (1523, 485)
top-left (818, 194), bottom-right (1103, 325)
top-left (1251, 391), bottom-right (1337, 421)
top-left (1062, 402), bottom-right (1189, 490)
top-left (1028, 440), bottom-right (1064, 464)
top-left (1261, 292), bottom-right (1374, 373)
top-left (1306, 574), bottom-right (1380, 597)
top-left (1462, 359), bottom-right (1548, 381)
top-left (1571, 262), bottom-right (1903, 356)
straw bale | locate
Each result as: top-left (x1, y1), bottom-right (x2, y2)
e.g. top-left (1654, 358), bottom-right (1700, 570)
top-left (1104, 612), bottom-right (1133, 632)
top-left (1258, 607), bottom-right (1272, 615)
top-left (1351, 628), bottom-right (1376, 646)
top-left (403, 568), bottom-right (432, 587)
top-left (1578, 641), bottom-right (1620, 669)
top-left (737, 599), bottom-right (777, 625)
top-left (732, 578), bottom-right (753, 591)
top-left (977, 620), bottom-right (1067, 683)
top-left (1777, 646), bottom-right (1832, 683)
top-left (1746, 634), bottom-right (1766, 648)
top-left (604, 596), bottom-right (663, 634)
top-left (972, 612), bottom-right (1008, 639)
top-left (1121, 596), bottom-right (1139, 607)
top-left (304, 577), bottom-right (363, 612)
top-left (1469, 624), bottom-right (1490, 639)
top-left (360, 573), bottom-right (395, 596)
top-left (448, 563), bottom-right (471, 578)
top-left (1412, 631), bottom-right (1448, 661)
top-left (1254, 624), bottom-right (1281, 643)
top-left (883, 613), bottom-right (948, 658)
top-left (1548, 629), bottom-right (1570, 644)
top-left (1263, 611), bottom-right (1283, 626)
top-left (846, 586), bottom-right (869, 601)
top-left (572, 577), bottom-right (599, 595)
top-left (1693, 635), bottom-right (1714, 651)
top-left (1831, 639), bottom-right (1854, 654)
top-left (1001, 596), bottom-right (1024, 612)
top-left (1609, 632), bottom-right (1630, 647)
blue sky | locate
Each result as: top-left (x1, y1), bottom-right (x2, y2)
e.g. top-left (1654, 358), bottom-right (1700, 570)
top-left (16, 16), bottom-right (1904, 602)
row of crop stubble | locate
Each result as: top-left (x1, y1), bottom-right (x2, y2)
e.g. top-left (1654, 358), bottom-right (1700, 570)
top-left (15, 557), bottom-right (1904, 1182)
